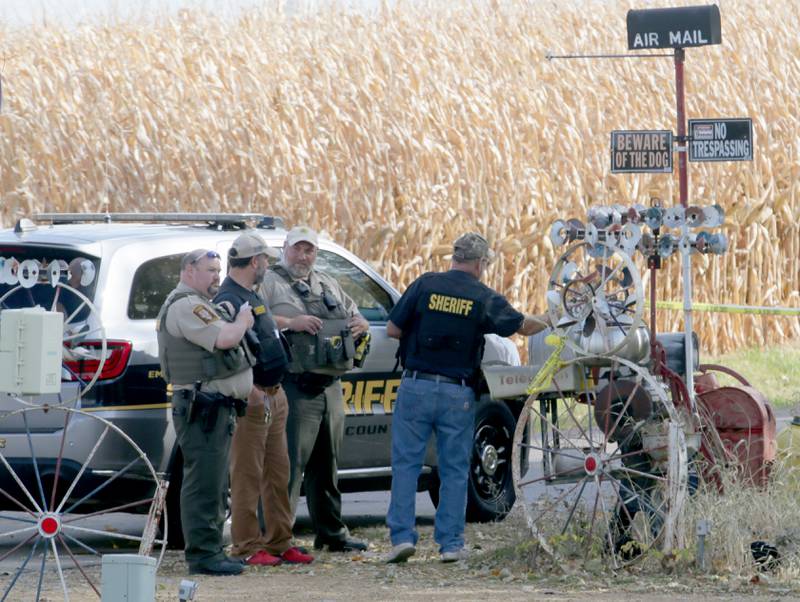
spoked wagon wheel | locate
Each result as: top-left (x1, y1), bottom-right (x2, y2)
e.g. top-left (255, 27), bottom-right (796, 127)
top-left (0, 405), bottom-right (167, 601)
top-left (511, 356), bottom-right (688, 568)
top-left (546, 241), bottom-right (645, 359)
top-left (0, 283), bottom-right (107, 406)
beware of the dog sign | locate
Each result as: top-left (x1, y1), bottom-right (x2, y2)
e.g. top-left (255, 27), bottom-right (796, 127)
top-left (627, 5), bottom-right (721, 50)
top-left (610, 130), bottom-right (673, 173)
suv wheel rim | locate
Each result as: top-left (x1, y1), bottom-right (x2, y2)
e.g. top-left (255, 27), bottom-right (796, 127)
top-left (473, 423), bottom-right (510, 500)
top-left (481, 444), bottom-right (499, 476)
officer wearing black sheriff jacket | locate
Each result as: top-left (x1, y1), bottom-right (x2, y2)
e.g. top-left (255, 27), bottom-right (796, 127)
top-left (384, 232), bottom-right (549, 564)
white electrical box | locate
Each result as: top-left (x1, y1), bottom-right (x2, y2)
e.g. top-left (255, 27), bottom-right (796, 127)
top-left (0, 307), bottom-right (64, 395)
top-left (101, 554), bottom-right (156, 602)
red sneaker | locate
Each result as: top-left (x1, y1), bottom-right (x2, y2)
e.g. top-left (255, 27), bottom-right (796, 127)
top-left (281, 546), bottom-right (314, 564)
top-left (246, 550), bottom-right (283, 566)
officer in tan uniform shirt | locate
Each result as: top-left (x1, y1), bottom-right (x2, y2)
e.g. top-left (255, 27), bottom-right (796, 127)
top-left (157, 248), bottom-right (254, 576)
top-left (259, 226), bottom-right (369, 552)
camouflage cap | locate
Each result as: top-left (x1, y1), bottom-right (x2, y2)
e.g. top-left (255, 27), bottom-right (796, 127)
top-left (453, 232), bottom-right (494, 262)
top-left (228, 232), bottom-right (280, 259)
top-left (285, 225), bottom-right (319, 248)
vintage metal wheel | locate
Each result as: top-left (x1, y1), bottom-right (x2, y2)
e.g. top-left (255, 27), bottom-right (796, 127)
top-left (0, 405), bottom-right (167, 601)
top-left (0, 283), bottom-right (107, 406)
top-left (546, 242), bottom-right (645, 359)
top-left (511, 356), bottom-right (688, 568)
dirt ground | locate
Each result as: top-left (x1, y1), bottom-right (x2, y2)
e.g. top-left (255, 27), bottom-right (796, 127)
top-left (8, 511), bottom-right (800, 601)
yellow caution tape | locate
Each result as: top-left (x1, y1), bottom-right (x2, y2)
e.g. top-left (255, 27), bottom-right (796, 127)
top-left (648, 301), bottom-right (800, 316)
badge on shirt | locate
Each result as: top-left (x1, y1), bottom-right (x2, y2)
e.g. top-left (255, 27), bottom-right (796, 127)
top-left (192, 304), bottom-right (219, 324)
top-left (253, 304), bottom-right (266, 316)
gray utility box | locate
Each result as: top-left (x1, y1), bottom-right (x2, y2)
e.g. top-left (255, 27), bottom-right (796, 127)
top-left (101, 554), bottom-right (156, 602)
top-left (0, 307), bottom-right (64, 395)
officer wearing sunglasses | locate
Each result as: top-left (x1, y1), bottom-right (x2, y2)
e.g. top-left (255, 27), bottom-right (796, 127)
top-left (157, 248), bottom-right (255, 576)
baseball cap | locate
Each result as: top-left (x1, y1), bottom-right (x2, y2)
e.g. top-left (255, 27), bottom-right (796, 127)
top-left (285, 226), bottom-right (319, 248)
top-left (182, 248), bottom-right (221, 269)
top-left (228, 232), bottom-right (280, 259)
top-left (453, 232), bottom-right (494, 262)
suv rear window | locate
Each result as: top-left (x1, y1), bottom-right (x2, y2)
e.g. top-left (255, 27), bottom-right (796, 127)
top-left (128, 254), bottom-right (182, 319)
top-left (0, 246), bottom-right (100, 318)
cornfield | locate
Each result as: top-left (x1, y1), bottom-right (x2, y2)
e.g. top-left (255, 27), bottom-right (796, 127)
top-left (0, 0), bottom-right (798, 354)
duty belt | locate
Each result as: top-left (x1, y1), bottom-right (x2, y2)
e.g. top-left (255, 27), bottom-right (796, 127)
top-left (402, 370), bottom-right (468, 387)
top-left (172, 388), bottom-right (247, 429)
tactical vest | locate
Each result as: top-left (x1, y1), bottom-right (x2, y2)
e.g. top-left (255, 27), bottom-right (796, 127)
top-left (270, 264), bottom-right (355, 376)
top-left (215, 277), bottom-right (289, 387)
top-left (401, 280), bottom-right (486, 380)
top-left (156, 290), bottom-right (254, 385)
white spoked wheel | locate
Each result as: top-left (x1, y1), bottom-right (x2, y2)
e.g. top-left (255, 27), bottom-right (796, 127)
top-left (0, 283), bottom-right (107, 406)
top-left (511, 356), bottom-right (688, 568)
top-left (0, 406), bottom-right (167, 601)
top-left (546, 242), bottom-right (645, 358)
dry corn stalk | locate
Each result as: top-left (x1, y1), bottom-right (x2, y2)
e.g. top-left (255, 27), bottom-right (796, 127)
top-left (0, 0), bottom-right (798, 355)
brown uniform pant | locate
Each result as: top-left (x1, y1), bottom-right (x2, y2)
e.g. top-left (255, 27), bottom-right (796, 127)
top-left (229, 385), bottom-right (293, 558)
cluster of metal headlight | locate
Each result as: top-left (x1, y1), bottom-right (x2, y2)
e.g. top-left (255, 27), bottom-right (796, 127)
top-left (0, 257), bottom-right (95, 289)
top-left (549, 203), bottom-right (728, 258)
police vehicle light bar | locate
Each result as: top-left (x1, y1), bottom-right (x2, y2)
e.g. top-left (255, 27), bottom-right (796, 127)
top-left (31, 213), bottom-right (285, 230)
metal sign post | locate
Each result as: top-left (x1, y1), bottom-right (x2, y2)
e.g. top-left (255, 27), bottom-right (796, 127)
top-left (548, 4), bottom-right (753, 414)
top-left (675, 46), bottom-right (696, 408)
top-left (627, 4), bottom-right (722, 411)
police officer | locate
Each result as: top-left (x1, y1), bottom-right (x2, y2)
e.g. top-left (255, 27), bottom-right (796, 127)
top-left (214, 232), bottom-right (314, 567)
top-left (157, 248), bottom-right (255, 576)
top-left (384, 232), bottom-right (549, 564)
top-left (259, 226), bottom-right (369, 552)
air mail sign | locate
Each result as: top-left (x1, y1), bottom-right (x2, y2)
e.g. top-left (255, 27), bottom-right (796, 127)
top-left (627, 5), bottom-right (721, 50)
top-left (610, 130), bottom-right (673, 173)
top-left (689, 118), bottom-right (753, 162)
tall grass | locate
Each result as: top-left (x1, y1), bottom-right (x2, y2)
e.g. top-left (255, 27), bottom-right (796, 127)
top-left (680, 456), bottom-right (800, 577)
top-left (0, 0), bottom-right (798, 353)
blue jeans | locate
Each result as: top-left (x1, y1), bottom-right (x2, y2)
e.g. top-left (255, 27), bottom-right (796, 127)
top-left (387, 376), bottom-right (476, 553)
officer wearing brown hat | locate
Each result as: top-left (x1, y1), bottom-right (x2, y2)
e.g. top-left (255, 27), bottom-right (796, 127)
top-left (384, 232), bottom-right (549, 564)
top-left (214, 232), bottom-right (314, 567)
top-left (157, 248), bottom-right (255, 575)
top-left (259, 226), bottom-right (369, 552)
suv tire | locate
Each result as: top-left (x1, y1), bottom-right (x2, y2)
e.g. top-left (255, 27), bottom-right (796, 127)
top-left (465, 399), bottom-right (516, 522)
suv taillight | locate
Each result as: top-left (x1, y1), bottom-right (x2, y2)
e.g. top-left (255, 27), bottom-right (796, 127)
top-left (63, 340), bottom-right (133, 382)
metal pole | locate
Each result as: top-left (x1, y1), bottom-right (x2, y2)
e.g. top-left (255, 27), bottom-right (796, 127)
top-left (675, 48), bottom-right (688, 209)
top-left (675, 48), bottom-right (696, 410)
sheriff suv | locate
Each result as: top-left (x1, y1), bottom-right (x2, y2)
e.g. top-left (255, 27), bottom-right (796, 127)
top-left (0, 213), bottom-right (526, 547)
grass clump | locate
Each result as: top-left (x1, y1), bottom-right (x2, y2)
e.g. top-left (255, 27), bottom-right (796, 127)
top-left (680, 457), bottom-right (800, 578)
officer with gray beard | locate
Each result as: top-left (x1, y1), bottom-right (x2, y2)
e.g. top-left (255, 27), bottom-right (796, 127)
top-left (259, 226), bottom-right (369, 552)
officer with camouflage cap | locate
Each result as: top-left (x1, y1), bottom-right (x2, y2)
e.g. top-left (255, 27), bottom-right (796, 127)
top-left (157, 248), bottom-right (255, 575)
top-left (384, 232), bottom-right (549, 564)
top-left (259, 225), bottom-right (369, 552)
